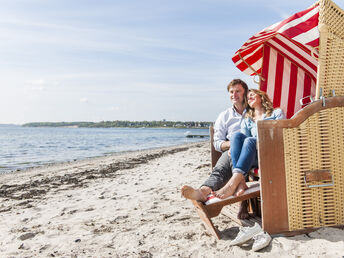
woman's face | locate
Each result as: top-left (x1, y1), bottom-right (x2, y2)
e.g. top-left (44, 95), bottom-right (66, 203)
top-left (247, 91), bottom-right (262, 108)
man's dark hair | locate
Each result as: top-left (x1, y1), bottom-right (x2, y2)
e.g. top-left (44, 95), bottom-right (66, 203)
top-left (227, 79), bottom-right (249, 108)
top-left (227, 79), bottom-right (248, 94)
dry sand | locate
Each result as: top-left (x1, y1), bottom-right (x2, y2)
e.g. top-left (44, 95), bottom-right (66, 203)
top-left (0, 142), bottom-right (343, 257)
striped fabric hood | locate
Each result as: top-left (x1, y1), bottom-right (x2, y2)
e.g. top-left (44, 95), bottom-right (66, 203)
top-left (232, 3), bottom-right (320, 118)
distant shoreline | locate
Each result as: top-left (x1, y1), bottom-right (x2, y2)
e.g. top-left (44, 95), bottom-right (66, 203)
top-left (22, 120), bottom-right (212, 129)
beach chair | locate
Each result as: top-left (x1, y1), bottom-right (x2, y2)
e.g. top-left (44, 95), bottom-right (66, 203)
top-left (192, 0), bottom-right (344, 238)
top-left (234, 0), bottom-right (344, 235)
top-left (257, 0), bottom-right (344, 235)
top-left (258, 96), bottom-right (344, 235)
top-left (209, 126), bottom-right (222, 170)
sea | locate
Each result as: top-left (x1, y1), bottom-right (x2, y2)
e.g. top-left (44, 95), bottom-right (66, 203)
top-left (0, 124), bottom-right (209, 173)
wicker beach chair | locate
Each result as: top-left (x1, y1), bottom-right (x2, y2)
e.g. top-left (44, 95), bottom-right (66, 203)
top-left (258, 96), bottom-right (344, 235)
top-left (191, 0), bottom-right (344, 238)
top-left (259, 0), bottom-right (344, 235)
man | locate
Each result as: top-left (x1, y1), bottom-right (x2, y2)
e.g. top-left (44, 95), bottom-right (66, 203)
top-left (181, 79), bottom-right (249, 219)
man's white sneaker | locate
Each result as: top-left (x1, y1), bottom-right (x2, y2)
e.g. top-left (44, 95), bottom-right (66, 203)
top-left (252, 232), bottom-right (272, 251)
top-left (230, 222), bottom-right (263, 246)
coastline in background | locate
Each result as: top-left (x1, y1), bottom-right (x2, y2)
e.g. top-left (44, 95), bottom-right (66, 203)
top-left (22, 120), bottom-right (212, 129)
top-left (0, 124), bottom-right (208, 173)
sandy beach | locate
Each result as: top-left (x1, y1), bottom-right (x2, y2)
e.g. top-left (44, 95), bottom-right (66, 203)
top-left (0, 141), bottom-right (343, 257)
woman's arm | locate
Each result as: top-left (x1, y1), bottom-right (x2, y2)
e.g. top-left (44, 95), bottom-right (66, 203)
top-left (240, 119), bottom-right (252, 137)
top-left (274, 108), bottom-right (286, 120)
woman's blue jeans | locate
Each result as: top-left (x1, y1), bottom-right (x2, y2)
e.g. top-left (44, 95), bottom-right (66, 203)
top-left (230, 132), bottom-right (258, 175)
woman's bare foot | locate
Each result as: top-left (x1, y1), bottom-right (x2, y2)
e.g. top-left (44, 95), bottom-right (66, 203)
top-left (234, 179), bottom-right (248, 197)
top-left (181, 185), bottom-right (211, 202)
top-left (214, 173), bottom-right (245, 199)
top-left (237, 201), bottom-right (250, 220)
top-left (214, 184), bottom-right (233, 199)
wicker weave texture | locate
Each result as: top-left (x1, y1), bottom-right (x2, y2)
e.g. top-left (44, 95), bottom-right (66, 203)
top-left (283, 107), bottom-right (344, 231)
top-left (317, 0), bottom-right (344, 98)
top-left (319, 0), bottom-right (344, 38)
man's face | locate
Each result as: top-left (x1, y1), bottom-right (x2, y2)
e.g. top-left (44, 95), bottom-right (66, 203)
top-left (229, 84), bottom-right (245, 106)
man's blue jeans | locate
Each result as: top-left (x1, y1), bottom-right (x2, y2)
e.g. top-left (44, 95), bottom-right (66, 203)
top-left (230, 132), bottom-right (258, 175)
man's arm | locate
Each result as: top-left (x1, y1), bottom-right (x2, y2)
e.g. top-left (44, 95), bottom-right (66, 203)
top-left (213, 111), bottom-right (228, 152)
top-left (220, 141), bottom-right (230, 152)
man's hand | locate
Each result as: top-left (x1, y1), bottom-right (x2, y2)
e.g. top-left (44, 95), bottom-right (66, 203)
top-left (220, 141), bottom-right (230, 152)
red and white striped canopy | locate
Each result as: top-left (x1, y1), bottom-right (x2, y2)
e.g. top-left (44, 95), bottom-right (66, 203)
top-left (232, 4), bottom-right (320, 118)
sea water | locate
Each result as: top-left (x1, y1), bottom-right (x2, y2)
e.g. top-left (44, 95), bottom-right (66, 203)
top-left (0, 125), bottom-right (208, 173)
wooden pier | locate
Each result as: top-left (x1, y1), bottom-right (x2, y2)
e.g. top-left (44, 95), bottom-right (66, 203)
top-left (185, 134), bottom-right (209, 138)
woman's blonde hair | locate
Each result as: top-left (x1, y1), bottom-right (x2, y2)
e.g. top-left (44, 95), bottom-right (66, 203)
top-left (246, 89), bottom-right (274, 120)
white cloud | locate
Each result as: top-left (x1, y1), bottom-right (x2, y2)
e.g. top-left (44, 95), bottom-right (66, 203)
top-left (30, 85), bottom-right (46, 91)
top-left (25, 79), bottom-right (60, 91)
top-left (109, 106), bottom-right (120, 111)
top-left (27, 78), bottom-right (46, 85)
top-left (79, 97), bottom-right (89, 103)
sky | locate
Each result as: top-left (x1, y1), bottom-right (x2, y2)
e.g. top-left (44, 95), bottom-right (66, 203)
top-left (1, 0), bottom-right (343, 124)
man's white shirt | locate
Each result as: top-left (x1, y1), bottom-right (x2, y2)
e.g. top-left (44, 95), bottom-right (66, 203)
top-left (213, 106), bottom-right (245, 152)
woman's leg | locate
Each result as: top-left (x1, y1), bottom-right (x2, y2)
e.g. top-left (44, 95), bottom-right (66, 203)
top-left (214, 172), bottom-right (245, 199)
top-left (215, 135), bottom-right (257, 199)
top-left (230, 132), bottom-right (247, 169)
top-left (213, 132), bottom-right (247, 199)
top-left (234, 137), bottom-right (257, 174)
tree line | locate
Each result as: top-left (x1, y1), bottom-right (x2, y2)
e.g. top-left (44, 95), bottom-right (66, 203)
top-left (22, 120), bottom-right (212, 129)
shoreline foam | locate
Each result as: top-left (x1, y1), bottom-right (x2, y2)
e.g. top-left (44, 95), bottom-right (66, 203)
top-left (2, 140), bottom-right (207, 175)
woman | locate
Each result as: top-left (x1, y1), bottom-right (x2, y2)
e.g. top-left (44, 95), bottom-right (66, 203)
top-left (215, 89), bottom-right (285, 199)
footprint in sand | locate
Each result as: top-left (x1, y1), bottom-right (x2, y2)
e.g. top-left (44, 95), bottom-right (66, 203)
top-left (142, 187), bottom-right (154, 193)
top-left (171, 215), bottom-right (190, 222)
top-left (93, 225), bottom-right (113, 234)
top-left (67, 209), bottom-right (78, 215)
top-left (18, 232), bottom-right (36, 241)
top-left (18, 243), bottom-right (30, 250)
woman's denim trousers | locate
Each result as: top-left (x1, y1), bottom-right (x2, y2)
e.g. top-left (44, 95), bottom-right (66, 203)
top-left (230, 132), bottom-right (258, 175)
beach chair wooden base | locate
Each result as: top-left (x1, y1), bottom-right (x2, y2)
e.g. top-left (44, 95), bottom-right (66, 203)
top-left (191, 183), bottom-right (260, 239)
top-left (221, 202), bottom-right (261, 227)
top-left (272, 225), bottom-right (344, 237)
